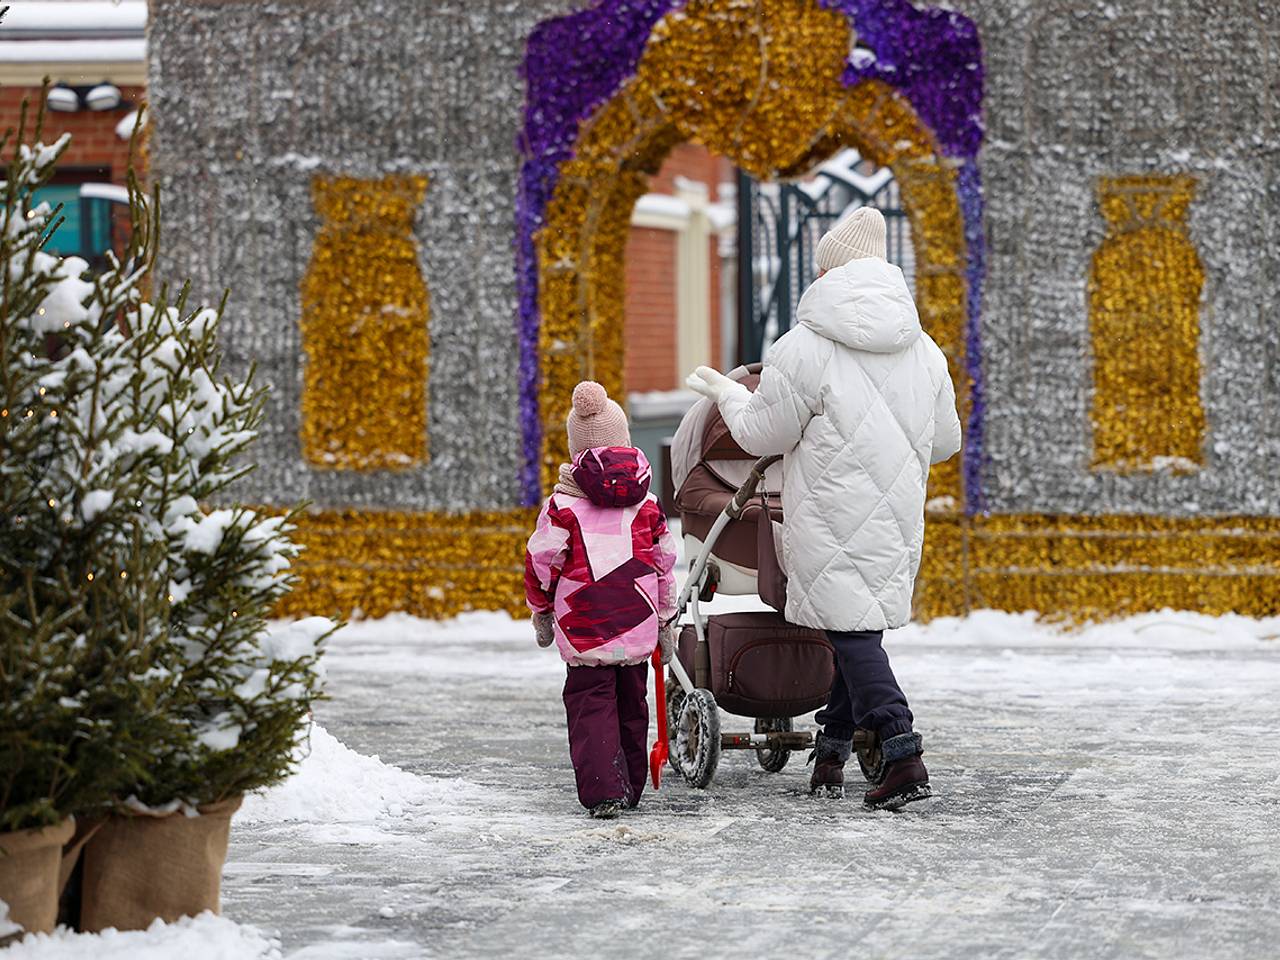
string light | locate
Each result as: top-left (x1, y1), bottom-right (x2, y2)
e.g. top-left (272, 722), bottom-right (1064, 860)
top-left (86, 572), bottom-right (95, 582)
top-left (120, 570), bottom-right (128, 580)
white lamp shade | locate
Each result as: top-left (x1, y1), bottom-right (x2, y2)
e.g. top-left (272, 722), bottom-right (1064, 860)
top-left (85, 83), bottom-right (122, 112)
top-left (47, 86), bottom-right (80, 112)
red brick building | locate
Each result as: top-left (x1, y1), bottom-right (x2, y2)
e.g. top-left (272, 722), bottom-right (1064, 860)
top-left (0, 2), bottom-right (146, 266)
top-left (625, 144), bottom-right (737, 395)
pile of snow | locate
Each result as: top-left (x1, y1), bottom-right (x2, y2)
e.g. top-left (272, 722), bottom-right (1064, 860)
top-left (892, 608), bottom-right (1280, 651)
top-left (238, 724), bottom-right (431, 826)
top-left (8, 913), bottom-right (279, 960)
top-left (115, 109), bottom-right (145, 142)
top-left (0, 899), bottom-right (21, 939)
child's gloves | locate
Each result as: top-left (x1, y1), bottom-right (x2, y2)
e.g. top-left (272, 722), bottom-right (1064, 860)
top-left (533, 611), bottom-right (556, 648)
top-left (658, 623), bottom-right (676, 665)
top-left (685, 365), bottom-right (737, 403)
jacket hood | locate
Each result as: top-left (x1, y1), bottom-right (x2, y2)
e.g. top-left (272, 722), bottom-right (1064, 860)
top-left (571, 446), bottom-right (652, 508)
top-left (795, 257), bottom-right (921, 354)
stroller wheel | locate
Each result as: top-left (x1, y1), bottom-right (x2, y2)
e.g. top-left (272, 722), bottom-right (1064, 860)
top-left (665, 681), bottom-right (686, 772)
top-left (674, 689), bottom-right (721, 789)
top-left (753, 717), bottom-right (792, 773)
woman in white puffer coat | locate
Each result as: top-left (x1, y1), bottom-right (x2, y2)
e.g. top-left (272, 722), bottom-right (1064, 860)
top-left (686, 207), bottom-right (960, 810)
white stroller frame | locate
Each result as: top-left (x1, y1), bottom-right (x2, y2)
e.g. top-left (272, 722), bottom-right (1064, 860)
top-left (663, 454), bottom-right (820, 787)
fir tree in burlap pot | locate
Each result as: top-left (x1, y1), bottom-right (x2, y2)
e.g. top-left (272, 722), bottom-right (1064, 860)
top-left (0, 100), bottom-right (184, 941)
top-left (0, 95), bottom-right (334, 938)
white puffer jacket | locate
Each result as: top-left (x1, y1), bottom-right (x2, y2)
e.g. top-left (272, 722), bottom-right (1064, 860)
top-left (715, 257), bottom-right (961, 632)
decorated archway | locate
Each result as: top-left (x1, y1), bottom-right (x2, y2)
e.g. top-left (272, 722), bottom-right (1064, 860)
top-left (518, 0), bottom-right (985, 504)
top-left (517, 0), bottom-right (984, 616)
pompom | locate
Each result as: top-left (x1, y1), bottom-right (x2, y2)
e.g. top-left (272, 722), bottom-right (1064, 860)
top-left (571, 381), bottom-right (608, 417)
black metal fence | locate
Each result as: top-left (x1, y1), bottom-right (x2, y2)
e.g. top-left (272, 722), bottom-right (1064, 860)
top-left (735, 151), bottom-right (911, 364)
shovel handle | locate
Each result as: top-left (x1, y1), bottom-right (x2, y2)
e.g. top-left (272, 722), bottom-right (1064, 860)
top-left (649, 646), bottom-right (669, 789)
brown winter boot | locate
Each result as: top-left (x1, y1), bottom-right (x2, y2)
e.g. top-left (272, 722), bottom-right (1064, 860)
top-left (808, 733), bottom-right (851, 798)
top-left (863, 733), bottom-right (931, 810)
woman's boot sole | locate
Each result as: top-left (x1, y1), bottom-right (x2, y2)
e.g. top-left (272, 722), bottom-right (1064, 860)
top-left (864, 781), bottom-right (932, 811)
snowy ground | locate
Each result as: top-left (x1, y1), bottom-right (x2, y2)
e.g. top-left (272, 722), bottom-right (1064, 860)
top-left (14, 607), bottom-right (1280, 959)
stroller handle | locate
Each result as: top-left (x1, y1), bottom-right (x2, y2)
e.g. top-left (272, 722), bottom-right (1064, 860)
top-left (727, 455), bottom-right (782, 519)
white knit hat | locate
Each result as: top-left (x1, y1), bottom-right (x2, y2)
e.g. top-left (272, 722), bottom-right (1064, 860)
top-left (566, 381), bottom-right (630, 457)
top-left (814, 206), bottom-right (887, 271)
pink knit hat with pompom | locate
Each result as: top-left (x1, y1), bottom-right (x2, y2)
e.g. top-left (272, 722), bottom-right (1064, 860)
top-left (566, 381), bottom-right (630, 457)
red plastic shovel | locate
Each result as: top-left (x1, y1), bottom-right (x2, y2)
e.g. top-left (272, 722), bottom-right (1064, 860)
top-left (649, 645), bottom-right (669, 789)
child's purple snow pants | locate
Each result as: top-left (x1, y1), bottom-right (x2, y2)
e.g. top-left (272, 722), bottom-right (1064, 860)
top-left (563, 662), bottom-right (649, 809)
top-left (815, 630), bottom-right (914, 741)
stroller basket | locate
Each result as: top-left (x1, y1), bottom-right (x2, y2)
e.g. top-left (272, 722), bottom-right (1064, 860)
top-left (676, 613), bottom-right (833, 718)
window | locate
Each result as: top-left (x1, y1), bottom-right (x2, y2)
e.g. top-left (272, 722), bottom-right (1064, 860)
top-left (32, 176), bottom-right (130, 271)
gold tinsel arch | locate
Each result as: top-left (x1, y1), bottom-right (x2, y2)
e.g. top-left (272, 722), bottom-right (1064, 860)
top-left (535, 0), bottom-right (970, 519)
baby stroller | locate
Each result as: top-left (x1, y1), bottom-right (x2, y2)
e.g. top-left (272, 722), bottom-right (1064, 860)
top-left (664, 365), bottom-right (878, 788)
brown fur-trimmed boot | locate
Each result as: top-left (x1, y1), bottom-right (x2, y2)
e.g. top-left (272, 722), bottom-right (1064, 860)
top-left (863, 733), bottom-right (931, 810)
top-left (808, 732), bottom-right (851, 798)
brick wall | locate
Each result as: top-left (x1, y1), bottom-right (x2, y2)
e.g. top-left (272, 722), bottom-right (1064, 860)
top-left (624, 143), bottom-right (735, 392)
top-left (0, 85), bottom-right (145, 183)
top-left (623, 226), bottom-right (677, 393)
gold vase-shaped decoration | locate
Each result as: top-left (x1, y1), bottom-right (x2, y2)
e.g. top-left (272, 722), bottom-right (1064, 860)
top-left (1088, 175), bottom-right (1206, 472)
top-left (301, 174), bottom-right (430, 470)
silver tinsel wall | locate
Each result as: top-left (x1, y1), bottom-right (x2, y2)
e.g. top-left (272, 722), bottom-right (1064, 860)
top-left (147, 0), bottom-right (1280, 619)
top-left (952, 0), bottom-right (1280, 517)
top-left (149, 0), bottom-right (580, 513)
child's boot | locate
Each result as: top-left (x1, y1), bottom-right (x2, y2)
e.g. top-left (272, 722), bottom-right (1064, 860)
top-left (863, 733), bottom-right (931, 810)
top-left (808, 732), bottom-right (851, 798)
top-left (589, 799), bottom-right (624, 820)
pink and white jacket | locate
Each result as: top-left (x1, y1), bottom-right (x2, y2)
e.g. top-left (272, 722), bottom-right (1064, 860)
top-left (525, 447), bottom-right (679, 667)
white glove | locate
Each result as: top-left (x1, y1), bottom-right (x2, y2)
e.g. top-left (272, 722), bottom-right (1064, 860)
top-left (685, 365), bottom-right (737, 403)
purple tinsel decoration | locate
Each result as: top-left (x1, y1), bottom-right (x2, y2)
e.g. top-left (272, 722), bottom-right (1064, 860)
top-left (956, 159), bottom-right (986, 514)
top-left (515, 0), bottom-right (986, 507)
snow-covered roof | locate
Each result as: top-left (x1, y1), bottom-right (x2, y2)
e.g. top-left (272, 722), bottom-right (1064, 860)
top-left (0, 2), bottom-right (147, 38)
top-left (79, 182), bottom-right (129, 203)
top-left (0, 1), bottom-right (147, 83)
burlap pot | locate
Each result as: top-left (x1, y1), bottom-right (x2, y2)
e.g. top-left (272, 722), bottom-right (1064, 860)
top-left (0, 817), bottom-right (76, 936)
top-left (78, 796), bottom-right (242, 933)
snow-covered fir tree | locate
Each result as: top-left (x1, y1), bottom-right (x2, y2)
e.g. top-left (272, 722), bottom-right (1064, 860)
top-left (0, 98), bottom-right (330, 829)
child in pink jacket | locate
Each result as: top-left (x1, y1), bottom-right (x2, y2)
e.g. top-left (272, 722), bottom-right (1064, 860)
top-left (525, 381), bottom-right (679, 819)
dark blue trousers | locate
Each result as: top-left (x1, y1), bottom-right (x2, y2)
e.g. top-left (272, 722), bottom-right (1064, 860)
top-left (814, 630), bottom-right (914, 741)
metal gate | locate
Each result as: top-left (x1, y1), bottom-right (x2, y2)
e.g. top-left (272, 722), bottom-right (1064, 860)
top-left (735, 149), bottom-right (912, 365)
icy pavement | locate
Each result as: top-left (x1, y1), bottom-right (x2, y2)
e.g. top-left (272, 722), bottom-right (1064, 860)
top-left (204, 608), bottom-right (1280, 960)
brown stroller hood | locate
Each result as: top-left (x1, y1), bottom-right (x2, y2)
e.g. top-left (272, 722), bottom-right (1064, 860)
top-left (674, 369), bottom-right (781, 574)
